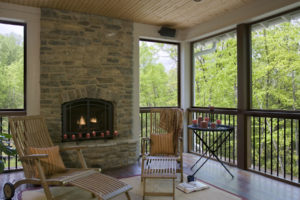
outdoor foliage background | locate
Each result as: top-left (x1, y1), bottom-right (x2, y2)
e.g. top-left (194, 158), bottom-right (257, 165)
top-left (139, 17), bottom-right (299, 179)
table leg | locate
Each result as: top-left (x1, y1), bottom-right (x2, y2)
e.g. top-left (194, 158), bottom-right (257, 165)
top-left (191, 130), bottom-right (234, 178)
top-left (191, 130), bottom-right (224, 169)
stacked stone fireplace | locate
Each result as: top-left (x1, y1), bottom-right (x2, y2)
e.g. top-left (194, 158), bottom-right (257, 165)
top-left (40, 8), bottom-right (137, 169)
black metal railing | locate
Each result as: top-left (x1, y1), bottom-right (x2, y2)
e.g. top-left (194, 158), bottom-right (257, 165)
top-left (139, 108), bottom-right (151, 154)
top-left (188, 108), bottom-right (238, 166)
top-left (0, 116), bottom-right (22, 172)
top-left (139, 107), bottom-right (181, 154)
top-left (248, 111), bottom-right (300, 184)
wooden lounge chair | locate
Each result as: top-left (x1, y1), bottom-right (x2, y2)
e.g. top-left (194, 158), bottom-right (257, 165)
top-left (141, 108), bottom-right (184, 183)
top-left (3, 115), bottom-right (132, 200)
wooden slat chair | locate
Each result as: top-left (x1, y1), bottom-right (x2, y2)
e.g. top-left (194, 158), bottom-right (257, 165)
top-left (3, 115), bottom-right (132, 200)
top-left (141, 108), bottom-right (183, 183)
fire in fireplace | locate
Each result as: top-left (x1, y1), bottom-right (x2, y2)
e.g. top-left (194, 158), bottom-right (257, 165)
top-left (61, 98), bottom-right (114, 142)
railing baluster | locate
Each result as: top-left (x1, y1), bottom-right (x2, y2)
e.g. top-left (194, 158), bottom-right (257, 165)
top-left (140, 112), bottom-right (143, 153)
top-left (291, 119), bottom-right (293, 181)
top-left (229, 115), bottom-right (231, 162)
top-left (284, 118), bottom-right (286, 179)
top-left (145, 112), bottom-right (148, 154)
top-left (224, 114), bottom-right (227, 160)
top-left (259, 117), bottom-right (261, 171)
top-left (271, 118), bottom-right (273, 175)
top-left (0, 117), bottom-right (2, 170)
top-left (298, 119), bottom-right (300, 183)
top-left (277, 118), bottom-right (279, 177)
top-left (264, 117), bottom-right (267, 173)
top-left (7, 118), bottom-right (10, 170)
top-left (233, 115), bottom-right (236, 164)
top-left (253, 116), bottom-right (255, 170)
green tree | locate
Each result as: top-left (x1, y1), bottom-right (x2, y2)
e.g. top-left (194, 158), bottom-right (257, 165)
top-left (0, 33), bottom-right (24, 109)
top-left (139, 41), bottom-right (178, 107)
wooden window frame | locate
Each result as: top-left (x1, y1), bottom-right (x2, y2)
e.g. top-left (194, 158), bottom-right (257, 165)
top-left (0, 20), bottom-right (27, 115)
top-left (139, 38), bottom-right (181, 108)
top-left (190, 28), bottom-right (237, 110)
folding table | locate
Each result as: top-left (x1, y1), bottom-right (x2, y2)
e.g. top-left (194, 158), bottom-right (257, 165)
top-left (188, 124), bottom-right (234, 179)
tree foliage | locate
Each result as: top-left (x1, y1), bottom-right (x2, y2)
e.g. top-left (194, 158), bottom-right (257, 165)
top-left (193, 33), bottom-right (237, 108)
top-left (0, 32), bottom-right (24, 109)
top-left (139, 41), bottom-right (178, 107)
top-left (139, 17), bottom-right (299, 179)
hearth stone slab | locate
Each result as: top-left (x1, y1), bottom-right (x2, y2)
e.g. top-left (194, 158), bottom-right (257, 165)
top-left (60, 139), bottom-right (139, 169)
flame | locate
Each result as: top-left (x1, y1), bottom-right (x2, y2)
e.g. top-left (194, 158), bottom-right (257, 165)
top-left (79, 116), bottom-right (86, 125)
top-left (90, 117), bottom-right (97, 123)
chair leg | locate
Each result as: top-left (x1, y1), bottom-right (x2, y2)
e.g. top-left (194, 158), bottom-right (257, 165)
top-left (173, 178), bottom-right (175, 200)
top-left (180, 169), bottom-right (183, 182)
top-left (36, 160), bottom-right (53, 200)
top-left (125, 191), bottom-right (131, 200)
top-left (143, 178), bottom-right (146, 200)
top-left (42, 183), bottom-right (53, 200)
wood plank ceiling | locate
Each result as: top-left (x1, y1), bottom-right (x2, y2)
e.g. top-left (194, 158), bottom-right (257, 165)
top-left (0, 0), bottom-right (256, 29)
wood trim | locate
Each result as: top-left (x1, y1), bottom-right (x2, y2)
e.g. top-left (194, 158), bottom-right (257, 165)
top-left (244, 110), bottom-right (300, 119)
top-left (139, 39), bottom-right (181, 108)
top-left (190, 41), bottom-right (194, 107)
top-left (188, 111), bottom-right (193, 153)
top-left (140, 107), bottom-right (183, 113)
top-left (0, 20), bottom-right (27, 113)
top-left (190, 28), bottom-right (237, 107)
top-left (188, 108), bottom-right (238, 115)
top-left (0, 111), bottom-right (26, 116)
top-left (236, 23), bottom-right (251, 170)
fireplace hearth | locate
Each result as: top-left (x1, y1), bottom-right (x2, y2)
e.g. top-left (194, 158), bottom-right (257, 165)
top-left (62, 98), bottom-right (114, 142)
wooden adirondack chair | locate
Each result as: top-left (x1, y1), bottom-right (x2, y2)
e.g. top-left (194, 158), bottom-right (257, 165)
top-left (141, 108), bottom-right (184, 182)
top-left (3, 115), bottom-right (132, 200)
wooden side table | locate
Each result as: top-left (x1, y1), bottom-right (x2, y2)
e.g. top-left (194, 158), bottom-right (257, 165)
top-left (141, 156), bottom-right (177, 200)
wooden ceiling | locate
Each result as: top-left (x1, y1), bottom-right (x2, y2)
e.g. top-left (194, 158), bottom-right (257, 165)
top-left (1, 0), bottom-right (256, 29)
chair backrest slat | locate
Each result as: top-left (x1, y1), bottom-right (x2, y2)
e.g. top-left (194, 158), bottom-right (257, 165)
top-left (9, 115), bottom-right (54, 178)
top-left (149, 108), bottom-right (183, 156)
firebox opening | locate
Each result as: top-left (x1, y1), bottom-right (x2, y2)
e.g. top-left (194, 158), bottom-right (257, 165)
top-left (62, 98), bottom-right (114, 142)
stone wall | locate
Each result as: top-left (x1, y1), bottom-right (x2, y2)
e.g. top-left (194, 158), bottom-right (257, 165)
top-left (40, 8), bottom-right (137, 169)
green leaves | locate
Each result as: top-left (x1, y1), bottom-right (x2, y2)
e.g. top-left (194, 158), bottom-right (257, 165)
top-left (0, 32), bottom-right (24, 110)
top-left (139, 41), bottom-right (178, 107)
top-left (193, 34), bottom-right (238, 108)
top-left (0, 132), bottom-right (16, 173)
top-left (251, 21), bottom-right (300, 110)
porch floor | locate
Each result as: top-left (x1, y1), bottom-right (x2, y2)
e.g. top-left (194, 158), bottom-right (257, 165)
top-left (0, 153), bottom-right (299, 200)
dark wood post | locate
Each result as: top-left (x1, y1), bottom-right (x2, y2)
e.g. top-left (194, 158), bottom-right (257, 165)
top-left (237, 24), bottom-right (251, 169)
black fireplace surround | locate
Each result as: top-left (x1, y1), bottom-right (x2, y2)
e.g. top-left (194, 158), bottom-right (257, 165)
top-left (62, 98), bottom-right (114, 142)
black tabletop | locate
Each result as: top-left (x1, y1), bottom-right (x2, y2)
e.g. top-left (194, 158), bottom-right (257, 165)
top-left (188, 124), bottom-right (234, 132)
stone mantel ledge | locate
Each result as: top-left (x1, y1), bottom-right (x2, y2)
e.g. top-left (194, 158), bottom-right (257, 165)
top-left (59, 138), bottom-right (139, 149)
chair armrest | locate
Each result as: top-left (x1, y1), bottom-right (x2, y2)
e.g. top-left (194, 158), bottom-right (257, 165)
top-left (20, 154), bottom-right (48, 161)
top-left (60, 146), bottom-right (88, 151)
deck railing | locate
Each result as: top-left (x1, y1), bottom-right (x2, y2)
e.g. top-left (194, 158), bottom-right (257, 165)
top-left (140, 108), bottom-right (299, 184)
top-left (0, 115), bottom-right (22, 172)
top-left (247, 111), bottom-right (300, 184)
top-left (187, 108), bottom-right (238, 166)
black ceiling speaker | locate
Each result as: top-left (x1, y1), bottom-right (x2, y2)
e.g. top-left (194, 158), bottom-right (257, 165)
top-left (158, 27), bottom-right (176, 37)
